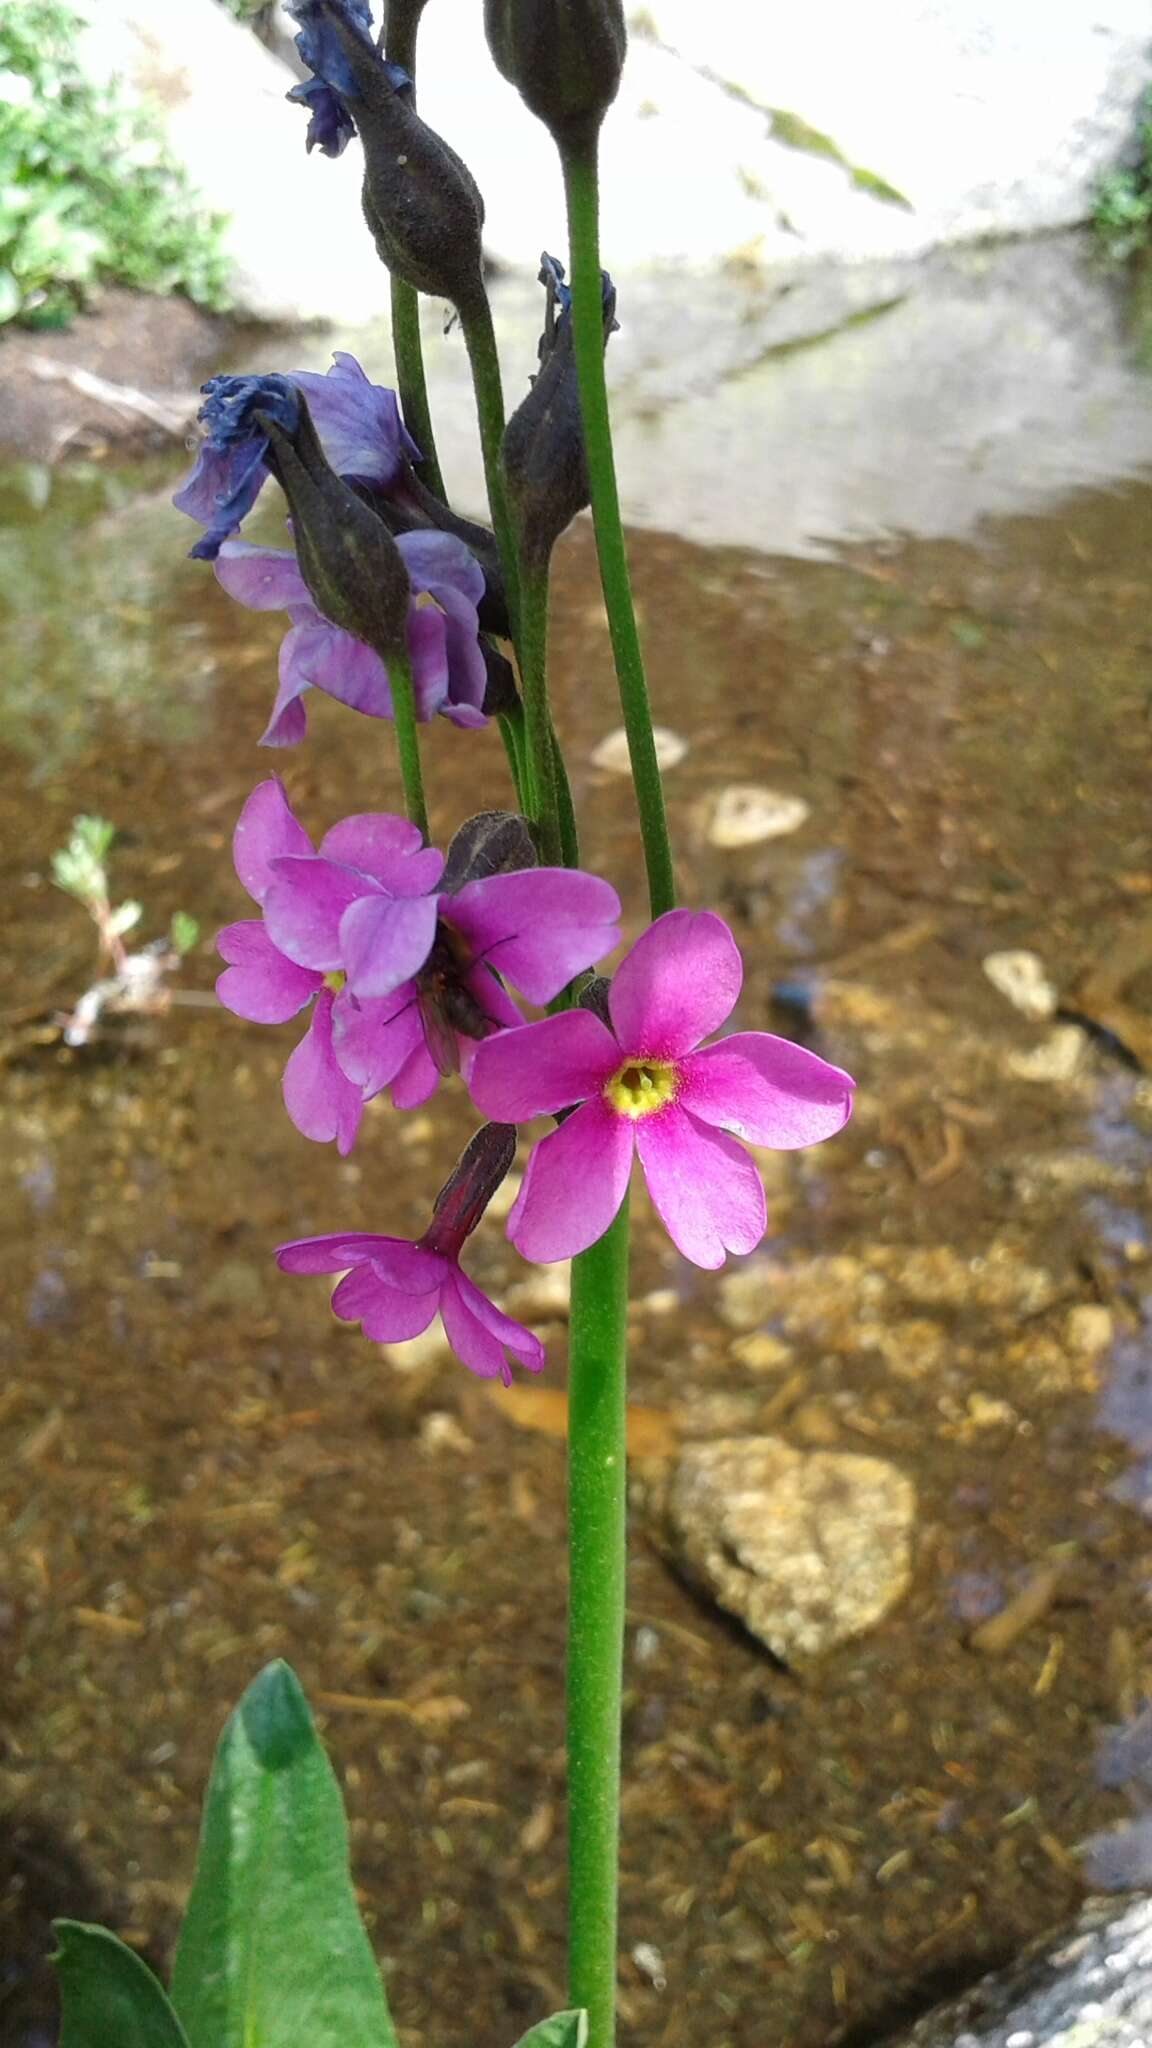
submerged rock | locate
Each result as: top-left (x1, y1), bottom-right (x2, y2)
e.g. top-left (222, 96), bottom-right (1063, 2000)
top-left (591, 726), bottom-right (688, 775)
top-left (701, 785), bottom-right (811, 848)
top-left (640, 1434), bottom-right (915, 1663)
top-left (983, 949), bottom-right (1059, 1020)
top-left (892, 1895), bottom-right (1152, 2048)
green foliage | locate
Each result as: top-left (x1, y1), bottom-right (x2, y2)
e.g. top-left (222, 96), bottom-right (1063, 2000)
top-left (170, 1661), bottom-right (400, 2048)
top-left (511, 2016), bottom-right (589, 2048)
top-left (0, 0), bottom-right (230, 327)
top-left (55, 1924), bottom-right (190, 2048)
top-left (1095, 90), bottom-right (1152, 260)
top-left (169, 909), bottom-right (200, 956)
top-left (51, 812), bottom-right (115, 905)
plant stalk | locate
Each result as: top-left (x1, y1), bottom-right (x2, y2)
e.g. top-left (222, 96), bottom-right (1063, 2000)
top-left (387, 643), bottom-right (430, 840)
top-left (562, 140), bottom-right (676, 919)
top-left (566, 1198), bottom-right (630, 2048)
top-left (518, 560), bottom-right (561, 861)
top-left (459, 292), bottom-right (522, 644)
top-left (390, 277), bottom-right (446, 500)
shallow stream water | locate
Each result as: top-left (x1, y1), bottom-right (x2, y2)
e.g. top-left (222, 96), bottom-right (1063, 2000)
top-left (3, 233), bottom-right (1152, 2048)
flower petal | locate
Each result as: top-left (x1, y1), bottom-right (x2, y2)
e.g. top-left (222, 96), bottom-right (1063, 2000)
top-left (508, 1098), bottom-right (633, 1262)
top-left (391, 1038), bottom-right (441, 1108)
top-left (260, 624), bottom-right (313, 748)
top-left (330, 985), bottom-right (423, 1096)
top-left (449, 869), bottom-right (622, 1004)
top-left (232, 778), bottom-right (314, 904)
top-left (406, 602), bottom-right (450, 721)
top-left (286, 615), bottom-right (396, 721)
top-left (439, 1269), bottom-right (544, 1383)
top-left (340, 891), bottom-right (439, 999)
top-left (215, 541), bottom-right (309, 612)
top-left (609, 909), bottom-right (742, 1058)
top-left (397, 529), bottom-right (487, 607)
top-left (318, 813), bottom-right (444, 894)
top-left (216, 920), bottom-right (323, 1023)
top-left (331, 1264), bottom-right (441, 1341)
top-left (678, 1034), bottom-right (855, 1149)
top-left (635, 1105), bottom-right (766, 1269)
top-left (264, 855), bottom-right (379, 971)
top-left (281, 989), bottom-right (364, 1154)
top-left (290, 353), bottom-right (419, 483)
top-left (468, 1010), bottom-right (619, 1121)
top-left (277, 1232), bottom-right (400, 1274)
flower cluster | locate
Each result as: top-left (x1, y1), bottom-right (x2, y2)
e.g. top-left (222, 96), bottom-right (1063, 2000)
top-left (178, 284), bottom-right (855, 1387)
top-left (175, 354), bottom-right (491, 744)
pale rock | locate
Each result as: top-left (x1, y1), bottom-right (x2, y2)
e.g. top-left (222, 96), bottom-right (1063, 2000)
top-left (982, 949), bottom-right (1059, 1021)
top-left (730, 1331), bottom-right (795, 1374)
top-left (637, 1287), bottom-right (680, 1317)
top-left (76, 0), bottom-right (381, 324)
top-left (702, 785), bottom-right (811, 849)
top-left (382, 1325), bottom-right (451, 1372)
top-left (1007, 1025), bottom-right (1086, 1083)
top-left (1066, 1304), bottom-right (1115, 1357)
top-left (504, 1261), bottom-right (571, 1322)
top-left (641, 1435), bottom-right (915, 1663)
top-left (591, 726), bottom-right (688, 776)
top-left (486, 1171), bottom-right (522, 1220)
top-left (419, 1411), bottom-right (474, 1454)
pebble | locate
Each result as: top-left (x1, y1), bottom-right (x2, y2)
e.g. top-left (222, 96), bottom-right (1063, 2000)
top-left (504, 1261), bottom-right (571, 1321)
top-left (591, 726), bottom-right (688, 775)
top-left (1007, 1025), bottom-right (1086, 1083)
top-left (701, 785), bottom-right (811, 848)
top-left (1066, 1304), bottom-right (1114, 1356)
top-left (640, 1435), bottom-right (915, 1663)
top-left (983, 949), bottom-right (1059, 1020)
top-left (729, 1331), bottom-right (795, 1374)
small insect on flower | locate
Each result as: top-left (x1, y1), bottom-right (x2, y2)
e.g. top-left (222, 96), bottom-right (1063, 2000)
top-left (415, 923), bottom-right (504, 1077)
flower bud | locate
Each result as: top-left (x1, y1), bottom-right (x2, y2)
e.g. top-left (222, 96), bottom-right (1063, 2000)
top-left (423, 1123), bottom-right (518, 1257)
top-left (441, 810), bottom-right (538, 891)
top-left (257, 386), bottom-right (412, 658)
top-left (483, 0), bottom-right (626, 151)
top-left (502, 253), bottom-right (616, 570)
top-left (288, 1), bottom-right (486, 307)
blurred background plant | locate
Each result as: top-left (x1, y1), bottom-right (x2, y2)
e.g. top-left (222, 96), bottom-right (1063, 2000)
top-left (1094, 87), bottom-right (1152, 259)
top-left (51, 811), bottom-right (200, 1044)
top-left (0, 0), bottom-right (231, 327)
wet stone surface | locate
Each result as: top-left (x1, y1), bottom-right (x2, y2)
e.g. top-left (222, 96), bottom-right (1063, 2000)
top-left (4, 439), bottom-right (1152, 2047)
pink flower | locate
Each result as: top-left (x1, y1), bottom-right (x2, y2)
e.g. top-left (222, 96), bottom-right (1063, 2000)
top-left (276, 1126), bottom-right (544, 1383)
top-left (468, 909), bottom-right (855, 1268)
top-left (216, 778), bottom-right (370, 1152)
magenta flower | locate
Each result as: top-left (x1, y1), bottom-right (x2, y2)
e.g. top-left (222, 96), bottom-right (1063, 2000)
top-left (173, 353), bottom-right (419, 559)
top-left (276, 1123), bottom-right (545, 1383)
top-left (261, 832), bottom-right (621, 1108)
top-left (215, 529), bottom-right (489, 746)
top-left (468, 909), bottom-right (855, 1268)
top-left (216, 779), bottom-right (444, 1148)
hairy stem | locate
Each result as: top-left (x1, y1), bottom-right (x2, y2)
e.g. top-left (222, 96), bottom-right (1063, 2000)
top-left (566, 1200), bottom-right (630, 2048)
top-left (390, 277), bottom-right (446, 500)
top-left (518, 560), bottom-right (561, 861)
top-left (562, 141), bottom-right (676, 918)
top-left (459, 291), bottom-right (522, 644)
top-left (387, 643), bottom-right (430, 840)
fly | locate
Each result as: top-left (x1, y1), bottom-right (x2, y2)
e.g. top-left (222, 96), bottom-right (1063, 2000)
top-left (416, 925), bottom-right (499, 1078)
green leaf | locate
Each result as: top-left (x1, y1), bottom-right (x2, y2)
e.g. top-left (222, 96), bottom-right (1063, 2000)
top-left (170, 1661), bottom-right (399, 2048)
top-left (169, 910), bottom-right (200, 956)
top-left (511, 2015), bottom-right (589, 2048)
top-left (108, 899), bottom-right (142, 938)
top-left (54, 1922), bottom-right (190, 2048)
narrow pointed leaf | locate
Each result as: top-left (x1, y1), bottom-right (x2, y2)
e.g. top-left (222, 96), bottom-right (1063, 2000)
top-left (511, 2013), bottom-right (589, 2048)
top-left (170, 1661), bottom-right (398, 2048)
top-left (54, 1922), bottom-right (190, 2048)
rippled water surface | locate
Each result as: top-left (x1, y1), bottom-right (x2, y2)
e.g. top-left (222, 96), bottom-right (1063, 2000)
top-left (4, 240), bottom-right (1152, 2047)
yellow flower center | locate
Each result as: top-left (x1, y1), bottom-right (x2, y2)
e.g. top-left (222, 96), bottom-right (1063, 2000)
top-left (604, 1057), bottom-right (678, 1121)
top-left (324, 970), bottom-right (346, 993)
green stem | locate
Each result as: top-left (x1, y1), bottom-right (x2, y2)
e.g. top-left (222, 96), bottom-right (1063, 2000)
top-left (518, 560), bottom-right (560, 861)
top-left (390, 276), bottom-right (446, 500)
top-left (552, 725), bottom-right (580, 868)
top-left (459, 292), bottom-right (522, 643)
top-left (567, 1199), bottom-right (630, 2048)
top-left (387, 643), bottom-right (430, 840)
top-left (562, 142), bottom-right (676, 919)
top-left (498, 702), bottom-right (528, 810)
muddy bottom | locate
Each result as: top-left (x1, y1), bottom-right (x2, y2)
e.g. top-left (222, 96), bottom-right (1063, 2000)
top-left (3, 457), bottom-right (1152, 2048)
